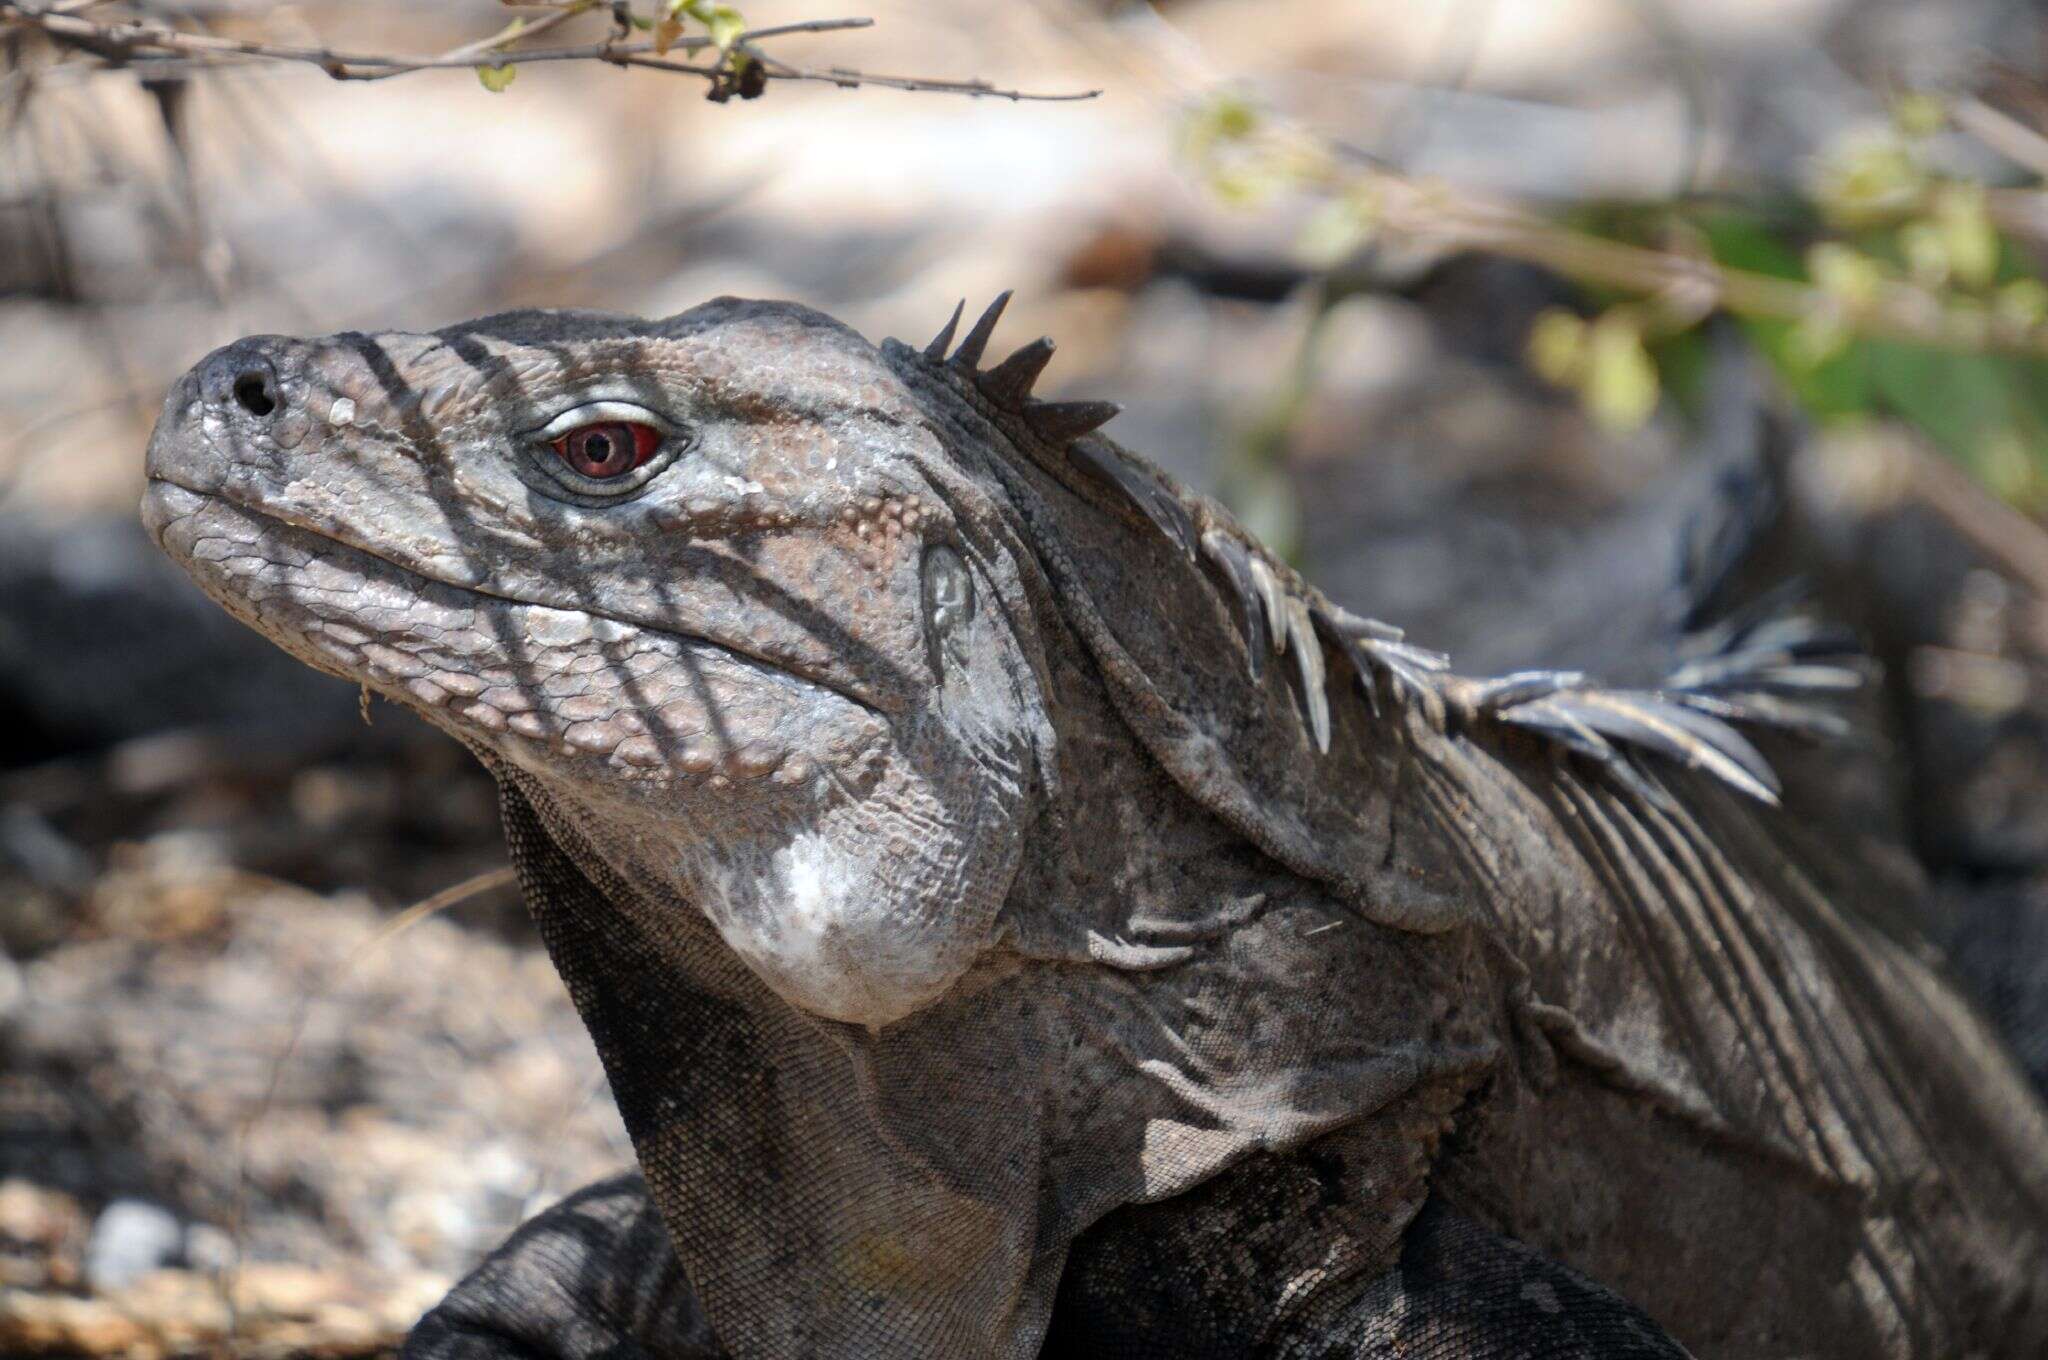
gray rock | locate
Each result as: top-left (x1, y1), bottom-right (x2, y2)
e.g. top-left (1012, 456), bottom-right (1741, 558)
top-left (85, 1198), bottom-right (185, 1291)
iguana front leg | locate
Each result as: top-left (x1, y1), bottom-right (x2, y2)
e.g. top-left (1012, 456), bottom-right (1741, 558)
top-left (1323, 1200), bottom-right (1694, 1359)
top-left (1046, 1192), bottom-right (1693, 1359)
top-left (409, 1183), bottom-right (1685, 1360)
top-left (404, 1174), bottom-right (724, 1360)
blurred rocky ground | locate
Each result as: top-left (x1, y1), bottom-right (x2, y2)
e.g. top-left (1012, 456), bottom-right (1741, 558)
top-left (5, 0), bottom-right (2048, 1354)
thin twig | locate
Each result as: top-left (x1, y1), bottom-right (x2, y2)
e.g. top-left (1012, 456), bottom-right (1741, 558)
top-left (376, 865), bottom-right (521, 939)
top-left (354, 0), bottom-right (600, 82)
top-left (745, 46), bottom-right (1101, 100)
top-left (1955, 96), bottom-right (2048, 184)
top-left (0, 4), bottom-right (1098, 98)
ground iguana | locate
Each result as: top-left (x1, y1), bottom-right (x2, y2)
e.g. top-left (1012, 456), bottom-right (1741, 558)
top-left (142, 295), bottom-right (2048, 1358)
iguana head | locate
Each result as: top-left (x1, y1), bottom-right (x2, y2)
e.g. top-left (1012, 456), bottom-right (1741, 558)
top-left (144, 300), bottom-right (1059, 1028)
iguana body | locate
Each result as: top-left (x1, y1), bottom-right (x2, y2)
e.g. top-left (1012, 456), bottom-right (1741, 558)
top-left (142, 296), bottom-right (2048, 1358)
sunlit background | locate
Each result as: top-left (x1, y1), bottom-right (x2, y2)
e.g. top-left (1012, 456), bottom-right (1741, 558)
top-left (4, 0), bottom-right (2047, 1351)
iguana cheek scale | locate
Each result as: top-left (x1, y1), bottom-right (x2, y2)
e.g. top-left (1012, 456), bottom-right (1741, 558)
top-left (142, 295), bottom-right (2048, 1359)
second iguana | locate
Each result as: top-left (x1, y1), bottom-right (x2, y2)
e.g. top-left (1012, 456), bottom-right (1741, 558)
top-left (141, 295), bottom-right (2048, 1357)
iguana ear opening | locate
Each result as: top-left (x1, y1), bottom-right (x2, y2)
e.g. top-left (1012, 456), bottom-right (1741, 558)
top-left (886, 305), bottom-right (1473, 935)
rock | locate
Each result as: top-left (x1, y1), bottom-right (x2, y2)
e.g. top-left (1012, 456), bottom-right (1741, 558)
top-left (231, 1260), bottom-right (344, 1320)
top-left (0, 1290), bottom-right (152, 1357)
top-left (181, 1222), bottom-right (236, 1276)
top-left (83, 1200), bottom-right (183, 1292)
top-left (0, 1179), bottom-right (86, 1290)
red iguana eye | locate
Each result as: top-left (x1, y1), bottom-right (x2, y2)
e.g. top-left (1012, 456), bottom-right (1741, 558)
top-left (551, 421), bottom-right (660, 479)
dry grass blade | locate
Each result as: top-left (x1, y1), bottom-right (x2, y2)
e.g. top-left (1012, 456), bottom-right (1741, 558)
top-left (370, 864), bottom-right (520, 946)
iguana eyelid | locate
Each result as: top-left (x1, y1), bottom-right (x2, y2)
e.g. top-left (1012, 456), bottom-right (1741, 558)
top-left (530, 400), bottom-right (677, 440)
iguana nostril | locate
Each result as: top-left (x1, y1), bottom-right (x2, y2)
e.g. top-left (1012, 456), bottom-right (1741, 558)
top-left (233, 370), bottom-right (278, 418)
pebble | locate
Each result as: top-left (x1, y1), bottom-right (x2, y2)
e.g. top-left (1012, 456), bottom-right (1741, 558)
top-left (84, 1201), bottom-right (183, 1292)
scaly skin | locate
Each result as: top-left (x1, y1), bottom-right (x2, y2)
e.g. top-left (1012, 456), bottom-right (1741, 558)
top-left (144, 298), bottom-right (2048, 1359)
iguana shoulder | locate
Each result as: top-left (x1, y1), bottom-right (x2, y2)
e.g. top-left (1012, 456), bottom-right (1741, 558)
top-left (899, 293), bottom-right (2048, 1351)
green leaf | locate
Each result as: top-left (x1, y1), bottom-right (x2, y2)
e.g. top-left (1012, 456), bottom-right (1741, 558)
top-left (1582, 312), bottom-right (1659, 430)
top-left (1788, 307), bottom-right (1851, 370)
top-left (1933, 184), bottom-right (1998, 290)
top-left (1182, 91), bottom-right (1260, 161)
top-left (1296, 189), bottom-right (1378, 267)
top-left (1526, 309), bottom-right (1588, 386)
top-left (1898, 221), bottom-right (1950, 288)
top-left (1697, 211), bottom-right (1808, 280)
top-left (1997, 279), bottom-right (2048, 330)
top-left (1866, 341), bottom-right (2012, 458)
top-left (1812, 132), bottom-right (1926, 227)
top-left (1206, 161), bottom-right (1286, 207)
top-left (1699, 210), bottom-right (1872, 415)
top-left (1977, 429), bottom-right (2040, 506)
top-left (477, 62), bottom-right (517, 93)
top-left (1891, 91), bottom-right (1947, 138)
top-left (706, 5), bottom-right (745, 50)
top-left (1807, 242), bottom-right (1882, 310)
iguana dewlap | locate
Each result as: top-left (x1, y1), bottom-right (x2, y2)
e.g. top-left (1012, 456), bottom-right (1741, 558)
top-left (144, 296), bottom-right (2048, 1358)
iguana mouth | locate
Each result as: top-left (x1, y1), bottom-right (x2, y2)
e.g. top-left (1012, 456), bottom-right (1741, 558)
top-left (144, 479), bottom-right (888, 791)
top-left (143, 475), bottom-right (888, 727)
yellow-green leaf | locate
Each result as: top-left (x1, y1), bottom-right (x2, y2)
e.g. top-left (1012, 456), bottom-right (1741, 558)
top-left (1933, 184), bottom-right (1998, 290)
top-left (477, 62), bottom-right (517, 92)
top-left (1788, 306), bottom-right (1850, 370)
top-left (1581, 312), bottom-right (1659, 430)
top-left (1978, 429), bottom-right (2041, 508)
top-left (706, 5), bottom-right (745, 50)
top-left (1207, 92), bottom-right (1257, 140)
top-left (1526, 309), bottom-right (1588, 387)
top-left (1807, 242), bottom-right (1882, 310)
top-left (1899, 221), bottom-right (1950, 289)
top-left (1182, 92), bottom-right (1260, 161)
top-left (1996, 278), bottom-right (2048, 330)
top-left (1296, 189), bottom-right (1378, 267)
top-left (1892, 91), bottom-right (1947, 139)
top-left (1812, 132), bottom-right (1926, 227)
top-left (1207, 163), bottom-right (1283, 207)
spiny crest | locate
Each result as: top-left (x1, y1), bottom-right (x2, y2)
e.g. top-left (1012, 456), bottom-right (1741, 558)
top-left (1433, 590), bottom-right (1867, 808)
top-left (917, 294), bottom-right (1862, 806)
top-left (923, 293), bottom-right (1122, 447)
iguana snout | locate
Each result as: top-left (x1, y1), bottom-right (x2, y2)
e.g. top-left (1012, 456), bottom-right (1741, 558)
top-left (143, 302), bottom-right (1049, 1027)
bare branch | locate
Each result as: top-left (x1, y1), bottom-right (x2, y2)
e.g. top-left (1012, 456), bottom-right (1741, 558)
top-left (743, 44), bottom-right (1101, 101)
top-left (0, 2), bottom-right (1098, 99)
top-left (1955, 96), bottom-right (2048, 185)
top-left (363, 0), bottom-right (602, 82)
